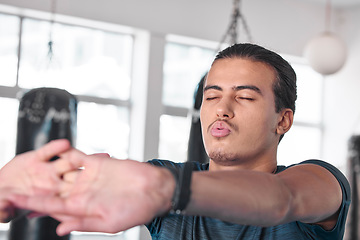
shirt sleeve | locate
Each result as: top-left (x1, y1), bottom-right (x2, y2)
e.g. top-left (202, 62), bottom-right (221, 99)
top-left (294, 159), bottom-right (351, 240)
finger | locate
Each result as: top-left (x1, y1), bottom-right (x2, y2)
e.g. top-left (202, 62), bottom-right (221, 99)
top-left (57, 219), bottom-right (83, 236)
top-left (62, 171), bottom-right (79, 183)
top-left (57, 217), bottom-right (110, 236)
top-left (51, 159), bottom-right (78, 176)
top-left (58, 148), bottom-right (87, 169)
top-left (51, 213), bottom-right (79, 223)
top-left (89, 153), bottom-right (110, 158)
top-left (11, 194), bottom-right (70, 217)
top-left (58, 152), bottom-right (109, 173)
top-left (27, 211), bottom-right (47, 218)
top-left (59, 181), bottom-right (75, 197)
top-left (37, 139), bottom-right (71, 162)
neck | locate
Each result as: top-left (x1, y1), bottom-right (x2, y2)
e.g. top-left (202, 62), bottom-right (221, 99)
top-left (208, 158), bottom-right (277, 173)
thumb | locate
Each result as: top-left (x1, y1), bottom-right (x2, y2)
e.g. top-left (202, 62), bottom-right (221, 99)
top-left (57, 219), bottom-right (85, 236)
top-left (89, 153), bottom-right (111, 158)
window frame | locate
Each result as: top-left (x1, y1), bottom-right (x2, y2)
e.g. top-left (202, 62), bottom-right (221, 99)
top-left (0, 10), bottom-right (141, 238)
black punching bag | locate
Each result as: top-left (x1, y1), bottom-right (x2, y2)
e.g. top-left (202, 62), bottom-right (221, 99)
top-left (348, 135), bottom-right (360, 240)
top-left (9, 88), bottom-right (77, 240)
top-left (187, 74), bottom-right (209, 164)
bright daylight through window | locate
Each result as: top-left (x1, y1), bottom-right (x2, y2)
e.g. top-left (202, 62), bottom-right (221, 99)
top-left (0, 12), bottom-right (134, 238)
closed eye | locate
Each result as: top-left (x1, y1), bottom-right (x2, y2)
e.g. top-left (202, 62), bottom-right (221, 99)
top-left (206, 97), bottom-right (218, 101)
top-left (238, 97), bottom-right (254, 101)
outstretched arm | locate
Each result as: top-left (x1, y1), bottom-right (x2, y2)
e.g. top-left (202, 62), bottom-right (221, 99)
top-left (187, 163), bottom-right (342, 230)
top-left (13, 155), bottom-right (343, 236)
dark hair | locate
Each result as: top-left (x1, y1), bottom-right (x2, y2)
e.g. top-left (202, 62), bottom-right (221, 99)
top-left (212, 43), bottom-right (297, 141)
top-left (213, 43), bottom-right (297, 114)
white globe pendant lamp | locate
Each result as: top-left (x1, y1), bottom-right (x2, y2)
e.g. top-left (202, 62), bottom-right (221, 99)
top-left (304, 31), bottom-right (347, 75)
top-left (304, 0), bottom-right (347, 75)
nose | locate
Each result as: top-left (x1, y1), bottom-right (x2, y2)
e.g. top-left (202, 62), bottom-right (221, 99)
top-left (216, 99), bottom-right (234, 119)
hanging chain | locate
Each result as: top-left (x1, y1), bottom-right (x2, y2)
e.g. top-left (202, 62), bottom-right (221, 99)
top-left (47, 0), bottom-right (57, 62)
top-left (216, 0), bottom-right (253, 53)
top-left (239, 6), bottom-right (253, 43)
top-left (229, 0), bottom-right (240, 45)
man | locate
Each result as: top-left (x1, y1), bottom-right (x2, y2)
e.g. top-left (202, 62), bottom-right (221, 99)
top-left (10, 43), bottom-right (350, 239)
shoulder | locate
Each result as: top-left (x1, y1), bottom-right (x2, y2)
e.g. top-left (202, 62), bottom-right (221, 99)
top-left (281, 159), bottom-right (350, 201)
top-left (278, 159), bottom-right (351, 235)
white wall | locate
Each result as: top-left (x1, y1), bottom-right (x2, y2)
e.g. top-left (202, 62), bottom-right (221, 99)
top-left (0, 0), bottom-right (359, 170)
top-left (322, 5), bottom-right (360, 172)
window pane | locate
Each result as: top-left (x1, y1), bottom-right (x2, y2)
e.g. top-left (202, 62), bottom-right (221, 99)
top-left (159, 115), bottom-right (191, 162)
top-left (163, 43), bottom-right (215, 108)
top-left (0, 14), bottom-right (19, 86)
top-left (277, 125), bottom-right (322, 166)
top-left (0, 97), bottom-right (19, 168)
top-left (292, 64), bottom-right (323, 124)
top-left (0, 97), bottom-right (18, 232)
top-left (19, 18), bottom-right (133, 100)
top-left (76, 102), bottom-right (129, 158)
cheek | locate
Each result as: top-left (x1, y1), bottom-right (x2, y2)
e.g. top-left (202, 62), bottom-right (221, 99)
top-left (242, 109), bottom-right (277, 134)
top-left (200, 107), bottom-right (209, 129)
top-left (256, 113), bottom-right (279, 138)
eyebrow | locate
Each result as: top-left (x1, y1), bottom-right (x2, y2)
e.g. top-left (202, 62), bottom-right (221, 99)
top-left (204, 85), bottom-right (262, 95)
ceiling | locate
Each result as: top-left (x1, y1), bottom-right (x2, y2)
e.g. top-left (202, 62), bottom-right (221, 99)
top-left (308, 0), bottom-right (360, 7)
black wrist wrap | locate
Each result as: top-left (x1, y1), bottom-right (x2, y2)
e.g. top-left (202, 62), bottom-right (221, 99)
top-left (170, 162), bottom-right (193, 214)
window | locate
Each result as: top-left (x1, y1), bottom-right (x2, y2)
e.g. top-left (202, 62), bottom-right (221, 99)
top-left (0, 98), bottom-right (19, 168)
top-left (277, 125), bottom-right (322, 166)
top-left (159, 114), bottom-right (191, 162)
top-left (0, 11), bottom-right (134, 237)
top-left (77, 102), bottom-right (129, 158)
top-left (277, 59), bottom-right (324, 166)
top-left (159, 40), bottom-right (216, 162)
top-left (0, 15), bottom-right (133, 157)
top-left (0, 13), bottom-right (19, 86)
top-left (18, 18), bottom-right (133, 100)
top-left (291, 63), bottom-right (323, 124)
top-left (162, 42), bottom-right (214, 108)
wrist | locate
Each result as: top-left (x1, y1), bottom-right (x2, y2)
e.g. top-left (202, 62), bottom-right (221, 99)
top-left (154, 167), bottom-right (176, 215)
top-left (169, 162), bottom-right (194, 214)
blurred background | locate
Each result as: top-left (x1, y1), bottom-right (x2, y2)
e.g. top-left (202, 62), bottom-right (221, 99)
top-left (0, 0), bottom-right (359, 239)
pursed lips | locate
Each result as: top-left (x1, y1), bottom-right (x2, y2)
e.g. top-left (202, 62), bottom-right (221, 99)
top-left (210, 120), bottom-right (232, 138)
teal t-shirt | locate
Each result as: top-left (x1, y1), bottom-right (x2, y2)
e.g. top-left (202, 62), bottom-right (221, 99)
top-left (146, 159), bottom-right (351, 240)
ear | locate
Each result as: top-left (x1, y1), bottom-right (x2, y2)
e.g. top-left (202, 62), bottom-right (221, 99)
top-left (276, 108), bottom-right (293, 136)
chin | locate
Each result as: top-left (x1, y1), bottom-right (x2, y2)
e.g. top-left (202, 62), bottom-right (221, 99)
top-left (208, 150), bottom-right (239, 164)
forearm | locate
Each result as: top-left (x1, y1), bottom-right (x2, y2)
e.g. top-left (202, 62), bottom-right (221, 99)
top-left (185, 170), bottom-right (292, 226)
top-left (148, 166), bottom-right (176, 217)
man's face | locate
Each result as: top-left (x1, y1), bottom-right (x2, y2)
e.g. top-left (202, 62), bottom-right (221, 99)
top-left (200, 58), bottom-right (283, 169)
